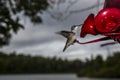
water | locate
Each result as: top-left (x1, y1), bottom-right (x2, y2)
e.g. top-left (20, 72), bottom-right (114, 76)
top-left (0, 74), bottom-right (119, 80)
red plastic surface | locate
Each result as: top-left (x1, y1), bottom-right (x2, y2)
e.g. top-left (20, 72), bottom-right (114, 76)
top-left (80, 14), bottom-right (97, 37)
top-left (104, 0), bottom-right (120, 9)
top-left (95, 8), bottom-right (120, 33)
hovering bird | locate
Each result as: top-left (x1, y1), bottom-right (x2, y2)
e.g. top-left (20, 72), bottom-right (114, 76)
top-left (56, 25), bottom-right (79, 52)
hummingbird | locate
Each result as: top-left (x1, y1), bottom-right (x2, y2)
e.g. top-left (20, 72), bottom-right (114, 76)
top-left (56, 25), bottom-right (79, 52)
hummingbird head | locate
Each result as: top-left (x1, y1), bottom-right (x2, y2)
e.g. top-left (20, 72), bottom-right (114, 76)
top-left (71, 25), bottom-right (78, 33)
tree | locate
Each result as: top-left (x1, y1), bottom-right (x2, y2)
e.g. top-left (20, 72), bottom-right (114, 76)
top-left (0, 0), bottom-right (49, 47)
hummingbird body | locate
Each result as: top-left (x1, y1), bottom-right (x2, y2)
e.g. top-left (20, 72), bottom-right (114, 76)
top-left (63, 32), bottom-right (75, 52)
top-left (56, 25), bottom-right (78, 52)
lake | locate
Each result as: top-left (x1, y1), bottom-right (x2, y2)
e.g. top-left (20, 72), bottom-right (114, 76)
top-left (0, 74), bottom-right (119, 80)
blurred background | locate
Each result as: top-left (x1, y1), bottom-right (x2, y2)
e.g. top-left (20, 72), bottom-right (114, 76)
top-left (0, 0), bottom-right (120, 79)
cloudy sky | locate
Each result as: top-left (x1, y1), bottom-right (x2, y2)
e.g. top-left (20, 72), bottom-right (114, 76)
top-left (1, 0), bottom-right (120, 60)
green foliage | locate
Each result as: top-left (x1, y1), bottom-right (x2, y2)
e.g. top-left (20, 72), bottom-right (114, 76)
top-left (0, 51), bottom-right (83, 74)
top-left (77, 52), bottom-right (120, 78)
top-left (0, 0), bottom-right (49, 47)
top-left (1, 51), bottom-right (120, 78)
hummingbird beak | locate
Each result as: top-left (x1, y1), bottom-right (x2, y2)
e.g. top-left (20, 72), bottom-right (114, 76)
top-left (75, 24), bottom-right (83, 27)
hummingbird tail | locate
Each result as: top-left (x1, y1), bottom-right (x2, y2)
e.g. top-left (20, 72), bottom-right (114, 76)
top-left (63, 46), bottom-right (67, 52)
top-left (63, 43), bottom-right (70, 52)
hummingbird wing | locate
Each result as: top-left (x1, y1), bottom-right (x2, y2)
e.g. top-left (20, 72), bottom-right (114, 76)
top-left (56, 31), bottom-right (71, 38)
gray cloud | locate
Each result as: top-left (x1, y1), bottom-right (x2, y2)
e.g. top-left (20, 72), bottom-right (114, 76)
top-left (1, 0), bottom-right (120, 60)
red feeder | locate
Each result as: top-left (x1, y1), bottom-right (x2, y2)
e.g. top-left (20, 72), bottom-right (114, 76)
top-left (78, 8), bottom-right (120, 44)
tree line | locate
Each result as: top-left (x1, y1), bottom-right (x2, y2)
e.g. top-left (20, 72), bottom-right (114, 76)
top-left (77, 51), bottom-right (120, 78)
top-left (0, 51), bottom-right (120, 78)
top-left (0, 51), bottom-right (83, 74)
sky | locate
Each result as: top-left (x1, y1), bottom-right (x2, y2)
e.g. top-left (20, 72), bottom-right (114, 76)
top-left (1, 0), bottom-right (120, 60)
